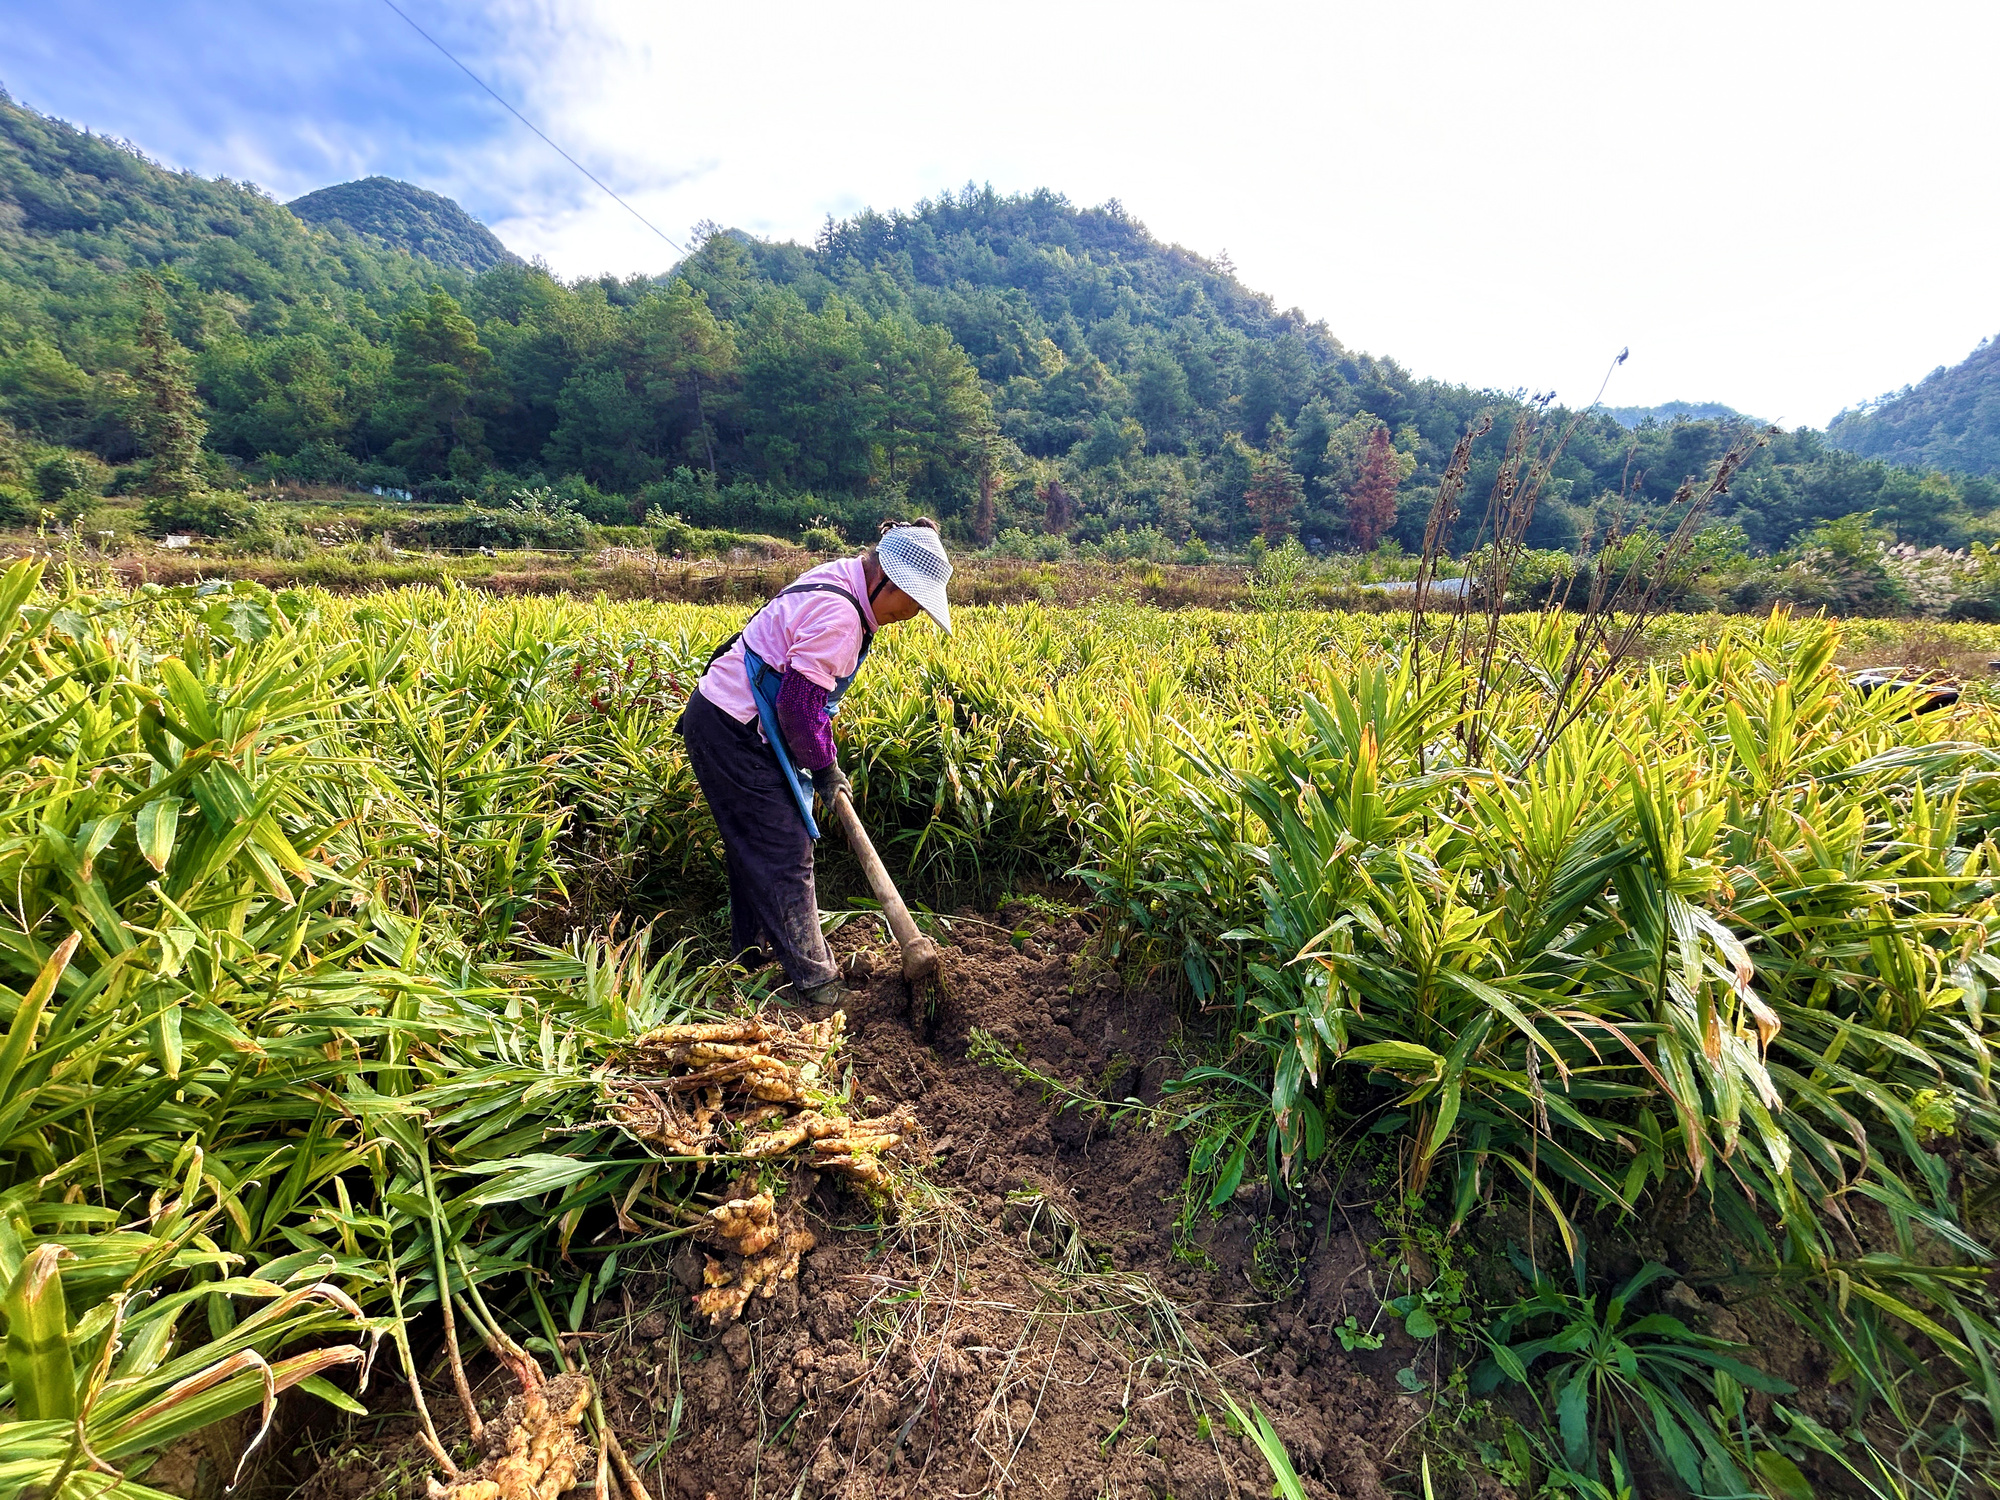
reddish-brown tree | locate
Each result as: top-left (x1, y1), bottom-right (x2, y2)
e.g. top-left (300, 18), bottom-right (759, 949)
top-left (1040, 479), bottom-right (1075, 535)
top-left (1346, 426), bottom-right (1401, 552)
top-left (973, 456), bottom-right (998, 544)
top-left (1243, 436), bottom-right (1304, 542)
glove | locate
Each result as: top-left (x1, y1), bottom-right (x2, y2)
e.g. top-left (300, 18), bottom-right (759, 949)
top-left (812, 763), bottom-right (851, 804)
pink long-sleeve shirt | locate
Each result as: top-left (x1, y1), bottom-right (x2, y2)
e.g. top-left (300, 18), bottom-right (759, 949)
top-left (694, 556), bottom-right (877, 768)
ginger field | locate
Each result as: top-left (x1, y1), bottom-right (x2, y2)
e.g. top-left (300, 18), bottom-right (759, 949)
top-left (2, 568), bottom-right (1998, 1500)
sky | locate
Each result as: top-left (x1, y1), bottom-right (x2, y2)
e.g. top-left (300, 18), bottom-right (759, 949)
top-left (3, 0), bottom-right (1996, 429)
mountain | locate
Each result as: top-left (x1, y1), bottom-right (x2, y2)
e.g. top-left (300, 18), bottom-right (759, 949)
top-left (1828, 336), bottom-right (2000, 477)
top-left (1604, 401), bottom-right (1752, 429)
top-left (288, 176), bottom-right (518, 274)
top-left (3, 89), bottom-right (1997, 552)
top-left (662, 194), bottom-right (1998, 548)
top-left (0, 90), bottom-right (438, 327)
top-left (0, 89), bottom-right (443, 453)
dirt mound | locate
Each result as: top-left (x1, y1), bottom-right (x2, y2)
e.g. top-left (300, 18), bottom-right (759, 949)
top-left (592, 910), bottom-right (1421, 1500)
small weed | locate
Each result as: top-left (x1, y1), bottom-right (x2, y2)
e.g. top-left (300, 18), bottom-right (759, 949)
top-left (967, 1027), bottom-right (1164, 1132)
top-left (1249, 1216), bottom-right (1304, 1298)
top-left (1472, 1418), bottom-right (1533, 1491)
top-left (1372, 1206), bottom-right (1476, 1341)
top-left (1385, 1283), bottom-right (1472, 1342)
top-left (1335, 1314), bottom-right (1384, 1352)
top-left (1002, 890), bottom-right (1092, 925)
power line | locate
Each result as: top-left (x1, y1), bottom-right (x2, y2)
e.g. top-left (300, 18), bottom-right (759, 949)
top-left (377, 0), bottom-right (686, 255)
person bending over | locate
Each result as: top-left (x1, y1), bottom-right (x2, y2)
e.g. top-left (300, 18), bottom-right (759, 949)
top-left (677, 519), bottom-right (952, 1003)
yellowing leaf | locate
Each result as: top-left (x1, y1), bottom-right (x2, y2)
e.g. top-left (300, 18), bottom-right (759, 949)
top-left (138, 795), bottom-right (183, 872)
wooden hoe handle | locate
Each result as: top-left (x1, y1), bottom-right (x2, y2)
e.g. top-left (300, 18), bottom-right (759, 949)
top-left (830, 786), bottom-right (941, 984)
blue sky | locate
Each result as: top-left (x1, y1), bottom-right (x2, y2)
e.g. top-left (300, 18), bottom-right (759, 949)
top-left (0, 2), bottom-right (552, 221)
top-left (4, 1), bottom-right (1998, 428)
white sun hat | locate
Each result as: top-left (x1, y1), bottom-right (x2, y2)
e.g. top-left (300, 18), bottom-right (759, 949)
top-left (877, 523), bottom-right (953, 633)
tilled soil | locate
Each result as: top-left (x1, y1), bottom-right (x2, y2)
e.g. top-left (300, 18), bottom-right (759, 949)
top-left (593, 909), bottom-right (1429, 1500)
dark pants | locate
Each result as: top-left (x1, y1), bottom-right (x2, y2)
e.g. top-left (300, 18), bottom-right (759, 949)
top-left (678, 688), bottom-right (837, 991)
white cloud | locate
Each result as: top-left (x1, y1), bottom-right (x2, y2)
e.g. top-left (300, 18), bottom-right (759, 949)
top-left (429, 0), bottom-right (2000, 427)
top-left (11, 0), bottom-right (1998, 425)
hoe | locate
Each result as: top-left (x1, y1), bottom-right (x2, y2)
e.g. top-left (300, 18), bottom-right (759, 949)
top-left (828, 784), bottom-right (941, 1000)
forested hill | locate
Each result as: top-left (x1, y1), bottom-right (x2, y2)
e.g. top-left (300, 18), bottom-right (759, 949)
top-left (1829, 336), bottom-right (2000, 477)
top-left (3, 87), bottom-right (1996, 554)
top-left (663, 205), bottom-right (2000, 550)
top-left (0, 90), bottom-right (441, 340)
top-left (288, 176), bottom-right (518, 274)
top-left (1605, 401), bottom-right (1751, 429)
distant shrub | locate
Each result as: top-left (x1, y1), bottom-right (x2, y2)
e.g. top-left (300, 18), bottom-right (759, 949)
top-left (592, 524), bottom-right (656, 548)
top-left (342, 537), bottom-right (401, 565)
top-left (140, 489), bottom-right (252, 537)
top-left (1946, 594), bottom-right (2000, 623)
top-left (1177, 537), bottom-right (1212, 565)
top-left (1773, 512), bottom-right (1910, 615)
top-left (1468, 544), bottom-right (1580, 604)
top-left (355, 459), bottom-right (412, 493)
top-left (645, 508), bottom-right (777, 558)
top-left (257, 442), bottom-right (363, 488)
top-left (31, 452), bottom-right (100, 523)
top-left (800, 525), bottom-right (845, 553)
top-left (249, 458), bottom-right (409, 498)
top-left (639, 467), bottom-right (832, 535)
top-left (489, 473), bottom-right (634, 526)
top-left (1249, 536), bottom-right (1315, 609)
top-left (1095, 526), bottom-right (1174, 563)
top-left (1877, 542), bottom-right (1983, 617)
top-left (444, 472), bottom-right (632, 524)
top-left (34, 452), bottom-right (93, 503)
top-left (499, 488), bottom-right (593, 549)
top-left (397, 488), bottom-right (594, 551)
top-left (647, 510), bottom-right (699, 555)
top-left (989, 527), bottom-right (1070, 562)
top-left (262, 531), bottom-right (314, 561)
top-left (1728, 574), bottom-right (1780, 612)
top-left (566, 486), bottom-right (638, 526)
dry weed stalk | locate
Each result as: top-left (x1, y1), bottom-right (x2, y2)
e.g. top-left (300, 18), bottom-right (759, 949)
top-left (790, 1185), bottom-right (982, 1489)
top-left (1407, 390), bottom-right (1774, 770)
top-left (1531, 424), bottom-right (1775, 756)
top-left (1457, 396), bottom-right (1571, 762)
top-left (753, 1182), bottom-right (1272, 1498)
top-left (1409, 412), bottom-right (1494, 680)
top-left (1416, 352), bottom-right (1628, 765)
top-left (968, 1192), bottom-right (1253, 1494)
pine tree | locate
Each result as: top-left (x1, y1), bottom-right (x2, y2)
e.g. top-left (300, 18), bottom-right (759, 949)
top-left (131, 297), bottom-right (207, 502)
top-left (1346, 425), bottom-right (1402, 552)
top-left (632, 280), bottom-right (736, 477)
top-left (380, 291), bottom-right (492, 481)
top-left (1243, 428), bottom-right (1304, 542)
